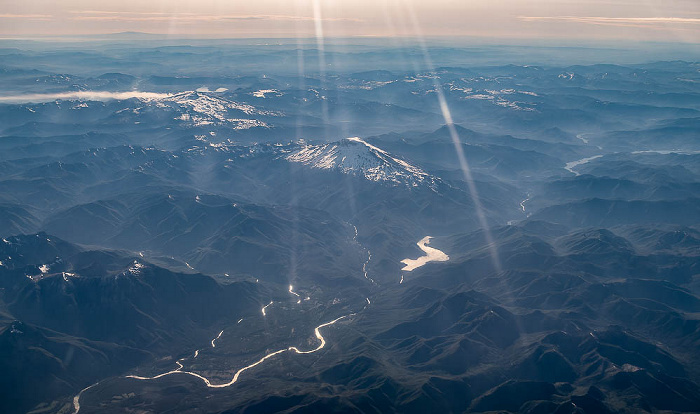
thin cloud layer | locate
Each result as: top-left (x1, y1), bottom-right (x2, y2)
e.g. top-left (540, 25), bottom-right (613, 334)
top-left (0, 14), bottom-right (52, 20)
top-left (519, 16), bottom-right (700, 27)
top-left (0, 91), bottom-right (172, 103)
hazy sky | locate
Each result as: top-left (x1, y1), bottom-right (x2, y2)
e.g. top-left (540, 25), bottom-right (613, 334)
top-left (1, 0), bottom-right (698, 42)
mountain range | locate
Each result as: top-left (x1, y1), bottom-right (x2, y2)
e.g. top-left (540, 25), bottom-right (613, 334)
top-left (0, 42), bottom-right (698, 413)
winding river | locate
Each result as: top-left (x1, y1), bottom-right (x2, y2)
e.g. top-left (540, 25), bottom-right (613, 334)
top-left (74, 223), bottom-right (374, 413)
top-left (123, 314), bottom-right (354, 388)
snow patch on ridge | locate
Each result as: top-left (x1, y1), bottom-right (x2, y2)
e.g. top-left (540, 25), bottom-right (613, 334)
top-left (162, 92), bottom-right (277, 129)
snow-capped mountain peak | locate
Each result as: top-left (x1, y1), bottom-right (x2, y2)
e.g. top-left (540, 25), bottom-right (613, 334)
top-left (286, 137), bottom-right (437, 188)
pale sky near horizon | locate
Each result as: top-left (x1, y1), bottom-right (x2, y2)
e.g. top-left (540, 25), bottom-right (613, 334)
top-left (1, 0), bottom-right (698, 43)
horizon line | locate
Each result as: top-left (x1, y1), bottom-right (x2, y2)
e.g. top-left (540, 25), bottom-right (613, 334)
top-left (0, 32), bottom-right (699, 46)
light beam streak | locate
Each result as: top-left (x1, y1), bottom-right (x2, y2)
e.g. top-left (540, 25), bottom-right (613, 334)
top-left (404, 3), bottom-right (502, 273)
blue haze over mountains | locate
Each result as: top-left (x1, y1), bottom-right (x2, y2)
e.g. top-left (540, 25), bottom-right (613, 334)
top-left (0, 37), bottom-right (699, 413)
